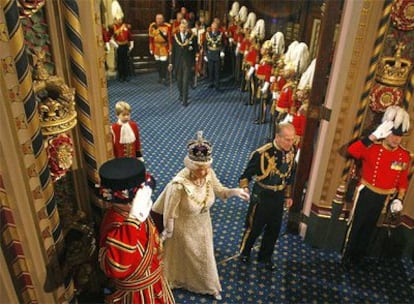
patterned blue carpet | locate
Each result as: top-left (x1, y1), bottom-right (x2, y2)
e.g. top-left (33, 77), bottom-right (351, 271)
top-left (107, 73), bottom-right (414, 304)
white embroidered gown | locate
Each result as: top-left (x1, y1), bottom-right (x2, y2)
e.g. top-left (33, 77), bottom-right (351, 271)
top-left (152, 168), bottom-right (231, 296)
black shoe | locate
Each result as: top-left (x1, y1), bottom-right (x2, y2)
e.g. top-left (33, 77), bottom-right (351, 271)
top-left (182, 99), bottom-right (188, 107)
top-left (208, 84), bottom-right (214, 88)
top-left (179, 95), bottom-right (183, 101)
top-left (239, 254), bottom-right (250, 264)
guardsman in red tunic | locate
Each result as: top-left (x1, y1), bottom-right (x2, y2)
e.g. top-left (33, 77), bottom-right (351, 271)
top-left (98, 158), bottom-right (175, 303)
top-left (254, 40), bottom-right (273, 124)
top-left (275, 65), bottom-right (296, 121)
top-left (242, 37), bottom-right (259, 103)
top-left (149, 14), bottom-right (172, 85)
top-left (109, 14), bottom-right (134, 82)
top-left (268, 58), bottom-right (287, 138)
top-left (111, 101), bottom-right (143, 160)
top-left (342, 111), bottom-right (411, 270)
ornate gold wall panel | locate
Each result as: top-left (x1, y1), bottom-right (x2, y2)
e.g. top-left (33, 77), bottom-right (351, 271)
top-left (0, 0), bottom-right (75, 301)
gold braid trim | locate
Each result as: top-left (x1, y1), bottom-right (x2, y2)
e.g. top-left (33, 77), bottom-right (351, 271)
top-left (174, 32), bottom-right (195, 47)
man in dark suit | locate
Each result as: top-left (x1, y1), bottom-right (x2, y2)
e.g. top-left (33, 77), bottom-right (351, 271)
top-left (169, 20), bottom-right (197, 106)
top-left (204, 21), bottom-right (224, 91)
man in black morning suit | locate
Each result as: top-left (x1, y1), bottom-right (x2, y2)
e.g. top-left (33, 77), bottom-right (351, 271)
top-left (204, 21), bottom-right (224, 91)
top-left (169, 19), bottom-right (197, 106)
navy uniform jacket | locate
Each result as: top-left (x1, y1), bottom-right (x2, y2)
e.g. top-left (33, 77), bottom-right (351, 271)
top-left (239, 141), bottom-right (296, 197)
top-left (204, 30), bottom-right (223, 61)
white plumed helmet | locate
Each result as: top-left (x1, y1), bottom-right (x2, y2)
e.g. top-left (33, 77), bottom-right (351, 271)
top-left (238, 6), bottom-right (248, 23)
top-left (112, 0), bottom-right (124, 21)
top-left (382, 106), bottom-right (410, 133)
top-left (229, 2), bottom-right (240, 17)
top-left (252, 19), bottom-right (265, 41)
top-left (244, 12), bottom-right (256, 29)
top-left (298, 58), bottom-right (316, 90)
top-left (292, 42), bottom-right (310, 75)
top-left (284, 41), bottom-right (299, 65)
top-left (271, 32), bottom-right (285, 55)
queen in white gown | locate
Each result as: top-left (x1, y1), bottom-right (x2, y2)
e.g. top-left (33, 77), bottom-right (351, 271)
top-left (152, 131), bottom-right (249, 300)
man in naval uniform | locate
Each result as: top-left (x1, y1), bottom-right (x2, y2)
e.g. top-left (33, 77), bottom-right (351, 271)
top-left (239, 123), bottom-right (297, 271)
top-left (149, 14), bottom-right (172, 85)
top-left (169, 20), bottom-right (197, 106)
top-left (204, 21), bottom-right (225, 91)
top-left (342, 108), bottom-right (411, 270)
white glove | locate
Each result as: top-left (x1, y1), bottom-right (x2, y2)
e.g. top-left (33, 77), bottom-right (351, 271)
top-left (295, 148), bottom-right (300, 163)
top-left (128, 41), bottom-right (134, 53)
top-left (204, 56), bottom-right (208, 62)
top-left (272, 91), bottom-right (280, 100)
top-left (270, 76), bottom-right (276, 83)
top-left (129, 185), bottom-right (153, 222)
top-left (105, 42), bottom-right (110, 52)
top-left (371, 120), bottom-right (394, 140)
top-left (149, 49), bottom-right (153, 55)
top-left (229, 188), bottom-right (250, 201)
top-left (235, 47), bottom-right (239, 56)
top-left (255, 63), bottom-right (259, 70)
top-left (220, 51), bottom-right (225, 58)
top-left (229, 37), bottom-right (234, 44)
top-left (261, 81), bottom-right (270, 94)
top-left (244, 50), bottom-right (248, 56)
top-left (247, 66), bottom-right (255, 77)
top-left (282, 114), bottom-right (293, 124)
top-left (390, 199), bottom-right (403, 214)
top-left (137, 157), bottom-right (144, 163)
top-left (110, 39), bottom-right (118, 49)
top-left (161, 218), bottom-right (174, 240)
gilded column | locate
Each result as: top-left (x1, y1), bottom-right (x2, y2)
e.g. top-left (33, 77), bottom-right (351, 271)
top-left (62, 0), bottom-right (101, 208)
top-left (0, 0), bottom-right (74, 302)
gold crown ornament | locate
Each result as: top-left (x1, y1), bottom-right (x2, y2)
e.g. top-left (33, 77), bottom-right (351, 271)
top-left (33, 50), bottom-right (77, 136)
top-left (375, 42), bottom-right (412, 87)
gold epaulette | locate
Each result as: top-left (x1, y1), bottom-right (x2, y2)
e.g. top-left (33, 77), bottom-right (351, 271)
top-left (255, 142), bottom-right (273, 155)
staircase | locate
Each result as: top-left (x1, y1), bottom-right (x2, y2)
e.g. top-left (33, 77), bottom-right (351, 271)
top-left (130, 33), bottom-right (157, 74)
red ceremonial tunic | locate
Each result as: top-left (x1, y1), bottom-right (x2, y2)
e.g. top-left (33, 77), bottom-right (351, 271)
top-left (271, 75), bottom-right (287, 93)
top-left (276, 82), bottom-right (295, 113)
top-left (244, 48), bottom-right (258, 66)
top-left (102, 26), bottom-right (110, 43)
top-left (111, 23), bottom-right (132, 45)
top-left (111, 121), bottom-right (143, 158)
top-left (99, 207), bottom-right (175, 303)
top-left (348, 140), bottom-right (410, 195)
top-left (239, 38), bottom-right (251, 54)
top-left (256, 61), bottom-right (272, 82)
top-left (227, 24), bottom-right (238, 40)
top-left (149, 22), bottom-right (172, 57)
top-left (292, 113), bottom-right (307, 137)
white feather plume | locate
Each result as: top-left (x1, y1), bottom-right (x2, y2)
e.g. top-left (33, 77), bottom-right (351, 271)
top-left (112, 0), bottom-right (124, 20)
top-left (244, 12), bottom-right (256, 29)
top-left (238, 6), bottom-right (248, 23)
top-left (271, 32), bottom-right (285, 55)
